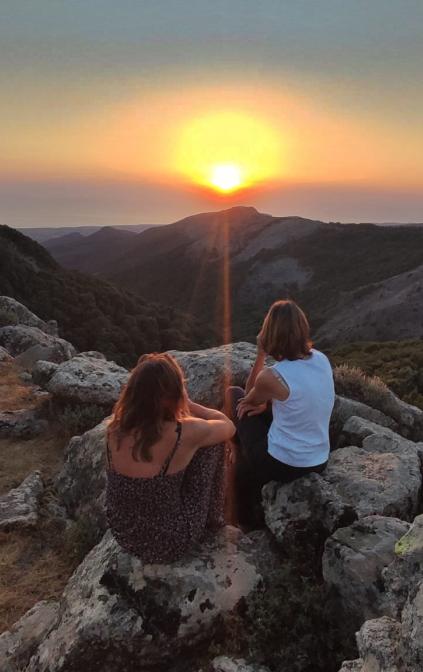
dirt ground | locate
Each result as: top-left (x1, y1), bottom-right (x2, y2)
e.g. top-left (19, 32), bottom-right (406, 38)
top-left (0, 361), bottom-right (76, 632)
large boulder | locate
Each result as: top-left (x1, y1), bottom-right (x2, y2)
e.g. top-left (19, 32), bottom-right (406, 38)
top-left (32, 360), bottom-right (59, 388)
top-left (331, 396), bottom-right (398, 446)
top-left (322, 516), bottom-right (410, 627)
top-left (0, 296), bottom-right (56, 334)
top-left (56, 419), bottom-right (108, 529)
top-left (26, 527), bottom-right (278, 672)
top-left (324, 442), bottom-right (421, 521)
top-left (0, 600), bottom-right (59, 672)
top-left (263, 434), bottom-right (421, 546)
top-left (46, 356), bottom-right (129, 408)
top-left (169, 342), bottom-right (260, 407)
top-left (337, 415), bottom-right (404, 449)
top-left (0, 471), bottom-right (44, 530)
top-left (0, 325), bottom-right (75, 360)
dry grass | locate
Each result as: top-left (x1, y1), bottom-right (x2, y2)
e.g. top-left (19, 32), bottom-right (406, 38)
top-left (0, 361), bottom-right (41, 412)
top-left (0, 360), bottom-right (76, 633)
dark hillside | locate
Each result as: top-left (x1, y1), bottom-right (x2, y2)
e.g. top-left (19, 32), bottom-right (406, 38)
top-left (0, 226), bottom-right (205, 365)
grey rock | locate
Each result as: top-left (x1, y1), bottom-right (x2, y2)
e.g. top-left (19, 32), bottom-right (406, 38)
top-left (15, 344), bottom-right (69, 370)
top-left (355, 616), bottom-right (402, 672)
top-left (0, 471), bottom-right (44, 530)
top-left (32, 360), bottom-right (59, 388)
top-left (18, 371), bottom-right (32, 383)
top-left (0, 345), bottom-right (12, 362)
top-left (79, 351), bottom-right (106, 360)
top-left (383, 514), bottom-right (423, 618)
top-left (0, 600), bottom-right (59, 672)
top-left (331, 396), bottom-right (397, 446)
top-left (46, 356), bottom-right (129, 407)
top-left (0, 325), bottom-right (76, 360)
top-left (27, 527), bottom-right (276, 672)
top-left (337, 661), bottom-right (363, 672)
top-left (56, 419), bottom-right (108, 529)
top-left (211, 656), bottom-right (271, 672)
top-left (0, 409), bottom-right (48, 439)
top-left (169, 342), bottom-right (262, 407)
top-left (324, 444), bottom-right (421, 521)
top-left (338, 416), bottom-right (405, 449)
top-left (401, 580), bottom-right (423, 670)
top-left (0, 296), bottom-right (49, 332)
top-left (323, 516), bottom-right (410, 625)
top-left (264, 436), bottom-right (421, 547)
top-left (262, 473), bottom-right (355, 543)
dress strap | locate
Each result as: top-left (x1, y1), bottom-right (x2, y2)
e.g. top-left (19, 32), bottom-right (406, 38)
top-left (159, 421), bottom-right (182, 477)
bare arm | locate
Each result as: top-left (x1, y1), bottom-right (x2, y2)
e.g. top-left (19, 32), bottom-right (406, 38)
top-left (245, 336), bottom-right (266, 393)
top-left (188, 399), bottom-right (229, 421)
top-left (237, 368), bottom-right (289, 418)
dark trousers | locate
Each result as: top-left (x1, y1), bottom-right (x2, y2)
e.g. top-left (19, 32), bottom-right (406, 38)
top-left (226, 386), bottom-right (327, 526)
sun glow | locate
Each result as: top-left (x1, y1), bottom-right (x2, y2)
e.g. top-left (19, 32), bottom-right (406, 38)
top-left (174, 110), bottom-right (282, 192)
top-left (210, 164), bottom-right (243, 192)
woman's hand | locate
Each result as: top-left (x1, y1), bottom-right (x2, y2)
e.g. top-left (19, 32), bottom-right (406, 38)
top-left (236, 397), bottom-right (267, 419)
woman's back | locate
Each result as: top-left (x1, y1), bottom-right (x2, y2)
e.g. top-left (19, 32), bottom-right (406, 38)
top-left (268, 349), bottom-right (335, 467)
top-left (106, 421), bottom-right (226, 563)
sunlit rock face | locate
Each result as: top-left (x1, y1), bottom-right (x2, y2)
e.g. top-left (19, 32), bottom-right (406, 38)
top-left (169, 342), bottom-right (259, 408)
top-left (26, 527), bottom-right (279, 672)
top-left (46, 356), bottom-right (129, 408)
top-left (0, 325), bottom-right (75, 361)
top-left (56, 418), bottom-right (109, 531)
top-left (0, 296), bottom-right (57, 335)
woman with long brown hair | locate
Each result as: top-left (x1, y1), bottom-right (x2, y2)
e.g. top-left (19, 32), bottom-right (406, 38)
top-left (227, 300), bottom-right (335, 525)
top-left (106, 352), bottom-right (235, 563)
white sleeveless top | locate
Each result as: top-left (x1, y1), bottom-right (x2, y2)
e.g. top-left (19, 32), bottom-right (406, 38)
top-left (267, 349), bottom-right (335, 467)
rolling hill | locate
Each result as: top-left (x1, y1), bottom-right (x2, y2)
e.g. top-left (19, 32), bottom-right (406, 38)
top-left (37, 206), bottom-right (423, 347)
top-left (0, 225), bottom-right (206, 366)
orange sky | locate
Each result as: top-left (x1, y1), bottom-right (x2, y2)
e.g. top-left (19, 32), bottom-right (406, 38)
top-left (1, 1), bottom-right (422, 225)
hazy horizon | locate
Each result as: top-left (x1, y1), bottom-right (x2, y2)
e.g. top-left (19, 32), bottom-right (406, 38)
top-left (1, 1), bottom-right (422, 227)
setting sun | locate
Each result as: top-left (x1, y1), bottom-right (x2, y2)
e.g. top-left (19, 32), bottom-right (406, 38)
top-left (210, 164), bottom-right (243, 192)
top-left (173, 110), bottom-right (282, 193)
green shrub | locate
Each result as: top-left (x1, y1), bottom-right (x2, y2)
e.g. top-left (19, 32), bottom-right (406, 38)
top-left (59, 404), bottom-right (106, 436)
top-left (63, 517), bottom-right (103, 567)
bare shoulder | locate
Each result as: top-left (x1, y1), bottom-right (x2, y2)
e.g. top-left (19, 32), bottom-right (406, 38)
top-left (257, 367), bottom-right (289, 400)
top-left (180, 417), bottom-right (209, 440)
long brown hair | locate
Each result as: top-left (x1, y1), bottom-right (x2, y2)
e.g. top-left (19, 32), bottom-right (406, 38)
top-left (259, 300), bottom-right (312, 361)
top-left (109, 353), bottom-right (188, 462)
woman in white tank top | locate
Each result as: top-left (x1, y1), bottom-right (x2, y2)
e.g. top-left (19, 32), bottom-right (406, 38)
top-left (226, 300), bottom-right (335, 526)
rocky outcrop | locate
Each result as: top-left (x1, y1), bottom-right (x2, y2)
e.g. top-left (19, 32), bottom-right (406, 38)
top-left (169, 342), bottom-right (260, 407)
top-left (0, 408), bottom-right (48, 439)
top-left (56, 419), bottom-right (108, 529)
top-left (337, 415), bottom-right (419, 451)
top-left (0, 325), bottom-right (75, 361)
top-left (323, 516), bottom-right (410, 626)
top-left (263, 433), bottom-right (421, 547)
top-left (26, 527), bottom-right (278, 672)
top-left (0, 600), bottom-right (59, 672)
top-left (331, 396), bottom-right (398, 444)
top-left (0, 471), bottom-right (44, 530)
top-left (335, 513), bottom-right (423, 671)
top-left (0, 296), bottom-right (57, 335)
top-left (333, 365), bottom-right (423, 442)
top-left (46, 355), bottom-right (129, 408)
top-left (32, 360), bottom-right (59, 388)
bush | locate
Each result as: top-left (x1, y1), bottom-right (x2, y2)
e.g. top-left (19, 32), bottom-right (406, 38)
top-left (63, 517), bottom-right (103, 567)
top-left (59, 404), bottom-right (106, 436)
top-left (333, 364), bottom-right (402, 419)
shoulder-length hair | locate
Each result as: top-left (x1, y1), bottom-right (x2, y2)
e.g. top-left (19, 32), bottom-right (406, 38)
top-left (260, 300), bottom-right (312, 361)
top-left (109, 352), bottom-right (188, 462)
